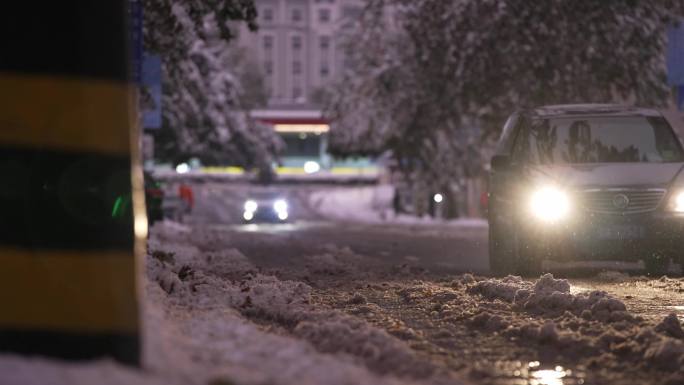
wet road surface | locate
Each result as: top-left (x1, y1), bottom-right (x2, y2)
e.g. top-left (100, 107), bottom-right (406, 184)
top-left (175, 183), bottom-right (684, 384)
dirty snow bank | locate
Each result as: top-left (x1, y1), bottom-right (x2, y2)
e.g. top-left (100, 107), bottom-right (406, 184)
top-left (646, 275), bottom-right (684, 292)
top-left (463, 274), bottom-right (684, 381)
top-left (146, 226), bottom-right (457, 383)
top-left (468, 274), bottom-right (632, 322)
top-left (145, 221), bottom-right (462, 384)
top-left (144, 275), bottom-right (411, 385)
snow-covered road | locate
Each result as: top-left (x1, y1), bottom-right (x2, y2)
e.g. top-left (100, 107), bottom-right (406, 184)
top-left (3, 183), bottom-right (684, 385)
top-left (186, 182), bottom-right (490, 274)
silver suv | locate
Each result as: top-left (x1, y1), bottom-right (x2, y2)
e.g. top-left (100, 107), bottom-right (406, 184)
top-left (488, 104), bottom-right (684, 275)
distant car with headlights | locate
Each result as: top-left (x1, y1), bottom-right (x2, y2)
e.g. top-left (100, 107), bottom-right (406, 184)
top-left (242, 190), bottom-right (289, 223)
top-left (488, 104), bottom-right (684, 275)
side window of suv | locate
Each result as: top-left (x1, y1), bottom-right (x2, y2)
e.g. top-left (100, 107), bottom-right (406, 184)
top-left (511, 117), bottom-right (531, 164)
top-left (495, 113), bottom-right (519, 154)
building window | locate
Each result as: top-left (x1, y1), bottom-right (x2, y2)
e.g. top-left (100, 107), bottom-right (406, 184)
top-left (262, 8), bottom-right (273, 22)
top-left (293, 87), bottom-right (302, 99)
top-left (291, 8), bottom-right (302, 22)
top-left (264, 61), bottom-right (273, 75)
top-left (318, 8), bottom-right (331, 22)
top-left (343, 56), bottom-right (353, 70)
top-left (293, 61), bottom-right (302, 75)
top-left (292, 36), bottom-right (302, 50)
top-left (319, 35), bottom-right (330, 50)
top-left (342, 6), bottom-right (362, 19)
top-left (320, 63), bottom-right (329, 77)
top-left (263, 35), bottom-right (273, 50)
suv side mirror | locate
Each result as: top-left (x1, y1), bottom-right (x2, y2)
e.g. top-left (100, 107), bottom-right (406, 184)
top-left (491, 154), bottom-right (511, 171)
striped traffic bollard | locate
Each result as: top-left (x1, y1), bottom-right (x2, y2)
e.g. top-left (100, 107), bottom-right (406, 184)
top-left (0, 0), bottom-right (144, 365)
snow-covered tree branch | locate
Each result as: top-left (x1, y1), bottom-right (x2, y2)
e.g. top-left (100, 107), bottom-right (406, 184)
top-left (143, 0), bottom-right (281, 167)
top-left (326, 0), bottom-right (683, 201)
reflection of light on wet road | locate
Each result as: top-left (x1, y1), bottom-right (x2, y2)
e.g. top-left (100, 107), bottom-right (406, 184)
top-left (530, 365), bottom-right (573, 385)
top-left (242, 224), bottom-right (260, 232)
top-left (569, 285), bottom-right (590, 295)
top-left (531, 369), bottom-right (565, 385)
top-left (232, 221), bottom-right (333, 234)
top-left (238, 223), bottom-right (299, 233)
top-left (485, 361), bottom-right (584, 385)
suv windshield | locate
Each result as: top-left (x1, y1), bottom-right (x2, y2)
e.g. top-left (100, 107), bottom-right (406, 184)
top-left (513, 116), bottom-right (684, 164)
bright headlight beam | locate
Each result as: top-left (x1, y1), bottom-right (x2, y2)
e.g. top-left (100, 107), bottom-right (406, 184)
top-left (673, 191), bottom-right (684, 212)
top-left (176, 163), bottom-right (190, 174)
top-left (243, 211), bottom-right (254, 221)
top-left (244, 200), bottom-right (257, 212)
top-left (273, 199), bottom-right (288, 213)
top-left (530, 187), bottom-right (570, 222)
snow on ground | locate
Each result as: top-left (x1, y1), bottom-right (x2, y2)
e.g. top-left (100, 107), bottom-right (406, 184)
top-left (0, 221), bottom-right (465, 385)
top-left (5, 217), bottom-right (684, 385)
top-left (315, 271), bottom-right (684, 384)
top-left (0, 355), bottom-right (170, 385)
top-left (309, 185), bottom-right (487, 228)
top-left (143, 269), bottom-right (410, 385)
top-left (465, 274), bottom-right (684, 380)
top-left (145, 222), bottom-right (462, 384)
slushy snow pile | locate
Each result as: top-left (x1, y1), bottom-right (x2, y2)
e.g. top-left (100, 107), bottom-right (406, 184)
top-left (4, 219), bottom-right (684, 385)
top-left (148, 227), bottom-right (457, 383)
top-left (0, 221), bottom-right (463, 385)
top-left (465, 274), bottom-right (684, 381)
top-left (469, 274), bottom-right (632, 322)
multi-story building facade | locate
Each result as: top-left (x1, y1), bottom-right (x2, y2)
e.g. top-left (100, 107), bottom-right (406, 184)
top-left (237, 0), bottom-right (363, 106)
top-left (233, 0), bottom-right (375, 175)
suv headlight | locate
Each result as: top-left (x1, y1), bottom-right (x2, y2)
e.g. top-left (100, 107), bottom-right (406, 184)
top-left (668, 190), bottom-right (684, 212)
top-left (244, 200), bottom-right (257, 212)
top-left (530, 186), bottom-right (570, 222)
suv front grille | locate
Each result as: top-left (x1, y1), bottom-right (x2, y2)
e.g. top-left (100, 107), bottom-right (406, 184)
top-left (579, 189), bottom-right (666, 214)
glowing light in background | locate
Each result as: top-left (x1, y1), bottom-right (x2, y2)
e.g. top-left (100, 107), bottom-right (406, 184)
top-left (273, 124), bottom-right (329, 133)
top-left (176, 163), bottom-right (190, 174)
top-left (304, 161), bottom-right (321, 174)
top-left (244, 200), bottom-right (258, 212)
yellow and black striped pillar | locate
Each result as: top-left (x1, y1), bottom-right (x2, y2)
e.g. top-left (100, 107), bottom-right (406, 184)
top-left (0, 1), bottom-right (143, 365)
